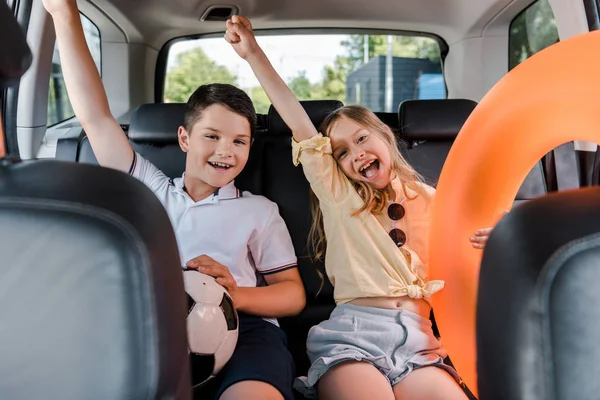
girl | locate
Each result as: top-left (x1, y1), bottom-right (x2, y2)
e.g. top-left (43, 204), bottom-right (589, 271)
top-left (225, 16), bottom-right (495, 400)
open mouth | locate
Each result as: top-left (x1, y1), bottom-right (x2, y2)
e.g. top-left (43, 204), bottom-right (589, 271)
top-left (359, 159), bottom-right (380, 179)
top-left (208, 161), bottom-right (234, 171)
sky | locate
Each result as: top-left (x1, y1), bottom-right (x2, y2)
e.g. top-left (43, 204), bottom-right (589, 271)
top-left (166, 35), bottom-right (349, 90)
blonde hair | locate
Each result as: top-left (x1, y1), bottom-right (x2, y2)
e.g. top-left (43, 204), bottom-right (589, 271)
top-left (308, 105), bottom-right (430, 268)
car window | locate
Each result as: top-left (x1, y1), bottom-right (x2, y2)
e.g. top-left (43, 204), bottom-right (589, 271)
top-left (164, 32), bottom-right (445, 113)
top-left (509, 0), bottom-right (559, 69)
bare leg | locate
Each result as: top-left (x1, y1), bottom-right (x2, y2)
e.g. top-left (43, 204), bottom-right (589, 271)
top-left (219, 380), bottom-right (283, 400)
top-left (392, 366), bottom-right (468, 400)
top-left (318, 361), bottom-right (394, 400)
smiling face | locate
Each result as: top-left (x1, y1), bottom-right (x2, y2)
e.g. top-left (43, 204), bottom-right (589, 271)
top-left (328, 116), bottom-right (394, 189)
top-left (178, 103), bottom-right (251, 189)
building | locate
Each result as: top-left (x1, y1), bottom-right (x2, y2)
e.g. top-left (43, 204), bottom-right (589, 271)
top-left (346, 56), bottom-right (445, 112)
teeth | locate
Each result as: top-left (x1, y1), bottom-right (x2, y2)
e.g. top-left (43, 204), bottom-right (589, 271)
top-left (360, 160), bottom-right (374, 172)
top-left (210, 162), bottom-right (231, 168)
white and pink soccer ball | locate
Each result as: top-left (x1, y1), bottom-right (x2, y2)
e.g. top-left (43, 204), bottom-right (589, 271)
top-left (183, 268), bottom-right (239, 388)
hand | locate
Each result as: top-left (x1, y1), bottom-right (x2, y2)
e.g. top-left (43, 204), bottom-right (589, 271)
top-left (41, 0), bottom-right (77, 15)
top-left (470, 210), bottom-right (509, 249)
top-left (225, 15), bottom-right (260, 60)
top-left (470, 228), bottom-right (492, 249)
top-left (186, 255), bottom-right (239, 306)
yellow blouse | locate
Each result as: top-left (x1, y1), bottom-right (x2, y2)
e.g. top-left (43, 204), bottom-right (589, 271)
top-left (292, 134), bottom-right (444, 305)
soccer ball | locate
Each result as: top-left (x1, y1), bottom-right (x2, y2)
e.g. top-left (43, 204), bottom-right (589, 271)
top-left (183, 268), bottom-right (239, 388)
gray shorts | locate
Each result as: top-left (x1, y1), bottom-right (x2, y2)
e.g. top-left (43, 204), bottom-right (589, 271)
top-left (294, 303), bottom-right (461, 398)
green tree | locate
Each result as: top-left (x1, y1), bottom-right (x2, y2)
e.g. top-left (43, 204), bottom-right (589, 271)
top-left (319, 56), bottom-right (353, 102)
top-left (288, 71), bottom-right (314, 99)
top-left (164, 48), bottom-right (237, 102)
top-left (395, 36), bottom-right (441, 61)
top-left (287, 70), bottom-right (331, 101)
top-left (249, 86), bottom-right (271, 114)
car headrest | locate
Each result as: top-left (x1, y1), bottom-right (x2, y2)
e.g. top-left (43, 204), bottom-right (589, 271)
top-left (0, 159), bottom-right (190, 399)
top-left (477, 187), bottom-right (600, 400)
top-left (398, 99), bottom-right (477, 141)
top-left (0, 1), bottom-right (32, 88)
top-left (268, 100), bottom-right (343, 136)
top-left (128, 103), bottom-right (186, 143)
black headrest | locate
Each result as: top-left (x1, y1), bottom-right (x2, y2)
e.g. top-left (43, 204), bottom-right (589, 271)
top-left (0, 1), bottom-right (31, 88)
top-left (398, 99), bottom-right (477, 141)
top-left (128, 103), bottom-right (186, 143)
top-left (268, 100), bottom-right (343, 136)
top-left (477, 187), bottom-right (600, 400)
top-left (0, 159), bottom-right (190, 399)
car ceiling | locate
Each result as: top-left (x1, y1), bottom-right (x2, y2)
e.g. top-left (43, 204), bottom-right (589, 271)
top-left (90, 0), bottom-right (518, 49)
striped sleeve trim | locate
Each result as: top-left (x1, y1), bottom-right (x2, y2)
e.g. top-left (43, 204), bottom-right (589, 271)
top-left (260, 262), bottom-right (298, 275)
top-left (128, 152), bottom-right (138, 175)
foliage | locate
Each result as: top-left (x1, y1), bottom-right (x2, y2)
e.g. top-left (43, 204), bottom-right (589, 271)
top-left (164, 48), bottom-right (237, 103)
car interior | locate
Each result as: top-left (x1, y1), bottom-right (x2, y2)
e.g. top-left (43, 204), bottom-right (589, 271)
top-left (2, 0), bottom-right (600, 399)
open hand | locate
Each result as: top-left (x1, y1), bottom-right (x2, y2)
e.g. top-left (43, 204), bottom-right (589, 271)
top-left (470, 210), bottom-right (509, 249)
top-left (186, 255), bottom-right (239, 305)
top-left (225, 15), bottom-right (260, 60)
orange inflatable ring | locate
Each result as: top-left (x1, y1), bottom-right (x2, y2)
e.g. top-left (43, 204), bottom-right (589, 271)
top-left (429, 30), bottom-right (600, 396)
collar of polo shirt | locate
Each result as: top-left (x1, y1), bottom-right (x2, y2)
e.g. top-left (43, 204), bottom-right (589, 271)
top-left (171, 173), bottom-right (241, 202)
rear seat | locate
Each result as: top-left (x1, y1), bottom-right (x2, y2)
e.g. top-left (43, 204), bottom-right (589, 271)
top-left (544, 142), bottom-right (580, 191)
top-left (56, 103), bottom-right (264, 194)
top-left (56, 98), bottom-right (548, 397)
top-left (398, 99), bottom-right (549, 206)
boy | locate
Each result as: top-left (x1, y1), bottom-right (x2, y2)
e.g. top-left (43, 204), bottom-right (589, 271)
top-left (42, 1), bottom-right (305, 399)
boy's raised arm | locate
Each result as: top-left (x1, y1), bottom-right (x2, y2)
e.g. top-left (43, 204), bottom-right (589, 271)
top-left (225, 16), bottom-right (319, 143)
top-left (43, 0), bottom-right (133, 172)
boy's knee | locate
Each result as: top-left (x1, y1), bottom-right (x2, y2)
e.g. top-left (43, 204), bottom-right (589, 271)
top-left (219, 380), bottom-right (284, 400)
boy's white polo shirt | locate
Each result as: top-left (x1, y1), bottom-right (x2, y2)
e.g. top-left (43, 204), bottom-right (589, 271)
top-left (129, 152), bottom-right (298, 291)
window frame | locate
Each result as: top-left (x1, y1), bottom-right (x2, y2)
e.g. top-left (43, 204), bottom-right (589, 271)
top-left (3, 0), bottom-right (31, 156)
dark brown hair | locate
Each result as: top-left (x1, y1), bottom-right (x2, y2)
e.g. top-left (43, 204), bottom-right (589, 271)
top-left (184, 83), bottom-right (257, 137)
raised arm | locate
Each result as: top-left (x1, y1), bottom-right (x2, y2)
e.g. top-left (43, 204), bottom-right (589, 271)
top-left (43, 0), bottom-right (133, 172)
top-left (225, 16), bottom-right (318, 143)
